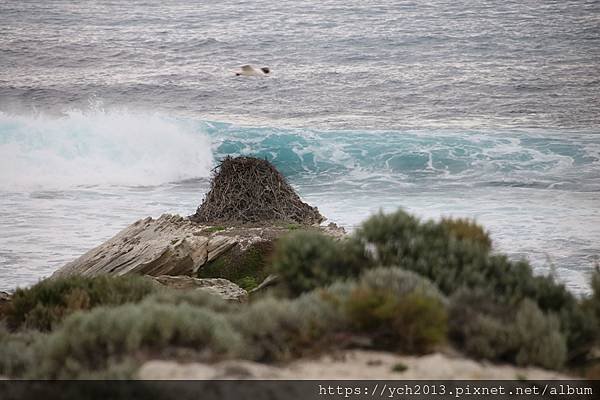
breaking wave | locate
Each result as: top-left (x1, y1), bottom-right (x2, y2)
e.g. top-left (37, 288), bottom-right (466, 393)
top-left (1, 110), bottom-right (599, 192)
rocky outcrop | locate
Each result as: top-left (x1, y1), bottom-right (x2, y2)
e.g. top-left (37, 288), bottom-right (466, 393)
top-left (150, 275), bottom-right (248, 303)
top-left (53, 213), bottom-right (345, 279)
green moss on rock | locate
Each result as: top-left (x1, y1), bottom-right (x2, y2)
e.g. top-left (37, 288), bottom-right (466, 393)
top-left (198, 241), bottom-right (275, 290)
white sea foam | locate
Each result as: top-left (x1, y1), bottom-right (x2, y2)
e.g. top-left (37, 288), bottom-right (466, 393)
top-left (0, 109), bottom-right (214, 190)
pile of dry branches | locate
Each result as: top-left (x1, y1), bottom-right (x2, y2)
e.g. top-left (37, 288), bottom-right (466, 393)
top-left (191, 156), bottom-right (324, 225)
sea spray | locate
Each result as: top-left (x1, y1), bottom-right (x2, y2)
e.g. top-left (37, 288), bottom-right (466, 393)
top-left (0, 109), bottom-right (214, 189)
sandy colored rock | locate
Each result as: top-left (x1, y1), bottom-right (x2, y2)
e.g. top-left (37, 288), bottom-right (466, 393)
top-left (53, 214), bottom-right (345, 280)
top-left (53, 214), bottom-right (215, 278)
top-left (249, 274), bottom-right (280, 294)
top-left (150, 275), bottom-right (248, 303)
top-left (137, 350), bottom-right (575, 380)
top-left (206, 235), bottom-right (237, 264)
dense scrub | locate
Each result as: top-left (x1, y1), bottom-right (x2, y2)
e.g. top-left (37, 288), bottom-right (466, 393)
top-left (353, 210), bottom-right (598, 364)
top-left (5, 275), bottom-right (159, 331)
top-left (344, 268), bottom-right (447, 353)
top-left (0, 267), bottom-right (444, 378)
top-left (1, 209), bottom-right (598, 378)
top-left (270, 231), bottom-right (371, 296)
top-left (448, 290), bottom-right (567, 369)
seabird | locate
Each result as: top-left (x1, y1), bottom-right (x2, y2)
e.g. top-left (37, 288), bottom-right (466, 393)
top-left (235, 65), bottom-right (270, 76)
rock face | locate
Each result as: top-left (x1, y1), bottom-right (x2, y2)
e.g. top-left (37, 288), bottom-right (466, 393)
top-left (150, 275), bottom-right (248, 303)
top-left (53, 213), bottom-right (345, 279)
top-left (54, 214), bottom-right (215, 278)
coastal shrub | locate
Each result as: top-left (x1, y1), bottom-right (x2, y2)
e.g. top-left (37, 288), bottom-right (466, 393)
top-left (358, 267), bottom-right (445, 302)
top-left (344, 268), bottom-right (447, 353)
top-left (232, 268), bottom-right (447, 361)
top-left (440, 217), bottom-right (492, 250)
top-left (513, 300), bottom-right (567, 369)
top-left (6, 275), bottom-right (159, 331)
top-left (449, 291), bottom-right (567, 369)
top-left (0, 324), bottom-right (39, 377)
top-left (354, 210), bottom-right (575, 310)
top-left (231, 288), bottom-right (345, 361)
top-left (198, 241), bottom-right (274, 291)
top-left (271, 231), bottom-right (371, 296)
top-left (32, 302), bottom-right (243, 378)
top-left (354, 210), bottom-right (503, 295)
top-left (142, 289), bottom-right (236, 313)
top-left (355, 209), bottom-right (595, 362)
top-left (231, 297), bottom-right (309, 361)
top-left (583, 266), bottom-right (600, 334)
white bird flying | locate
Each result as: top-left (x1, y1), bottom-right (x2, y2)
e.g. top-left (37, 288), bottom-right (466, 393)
top-left (235, 65), bottom-right (270, 76)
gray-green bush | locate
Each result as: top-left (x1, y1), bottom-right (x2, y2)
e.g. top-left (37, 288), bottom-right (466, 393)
top-left (343, 268), bottom-right (447, 353)
top-left (449, 290), bottom-right (567, 369)
top-left (0, 325), bottom-right (40, 377)
top-left (271, 231), bottom-right (371, 296)
top-left (6, 275), bottom-right (159, 331)
top-left (31, 301), bottom-right (243, 378)
top-left (233, 267), bottom-right (447, 360)
top-left (355, 209), bottom-right (595, 362)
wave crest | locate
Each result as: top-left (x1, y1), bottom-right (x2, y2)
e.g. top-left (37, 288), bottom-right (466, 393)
top-left (0, 109), bottom-right (214, 189)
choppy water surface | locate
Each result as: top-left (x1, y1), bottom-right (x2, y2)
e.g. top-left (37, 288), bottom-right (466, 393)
top-left (1, 0), bottom-right (599, 292)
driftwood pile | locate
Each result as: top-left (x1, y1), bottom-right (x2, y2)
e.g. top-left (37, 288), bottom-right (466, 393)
top-left (191, 156), bottom-right (324, 225)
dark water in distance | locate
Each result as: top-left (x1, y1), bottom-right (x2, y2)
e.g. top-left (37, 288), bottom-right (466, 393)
top-left (1, 0), bottom-right (599, 129)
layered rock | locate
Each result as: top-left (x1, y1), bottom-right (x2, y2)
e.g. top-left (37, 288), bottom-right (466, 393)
top-left (53, 214), bottom-right (345, 280)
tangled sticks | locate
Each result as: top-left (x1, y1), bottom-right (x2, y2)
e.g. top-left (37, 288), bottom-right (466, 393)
top-left (191, 156), bottom-right (324, 225)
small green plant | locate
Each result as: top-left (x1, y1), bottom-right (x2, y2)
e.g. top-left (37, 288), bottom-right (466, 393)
top-left (236, 276), bottom-right (259, 291)
top-left (286, 223), bottom-right (301, 230)
top-left (199, 241), bottom-right (274, 288)
top-left (391, 362), bottom-right (408, 373)
top-left (204, 226), bottom-right (226, 233)
top-left (6, 275), bottom-right (159, 331)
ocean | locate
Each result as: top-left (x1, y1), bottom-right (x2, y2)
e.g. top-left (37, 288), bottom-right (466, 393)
top-left (1, 0), bottom-right (599, 293)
